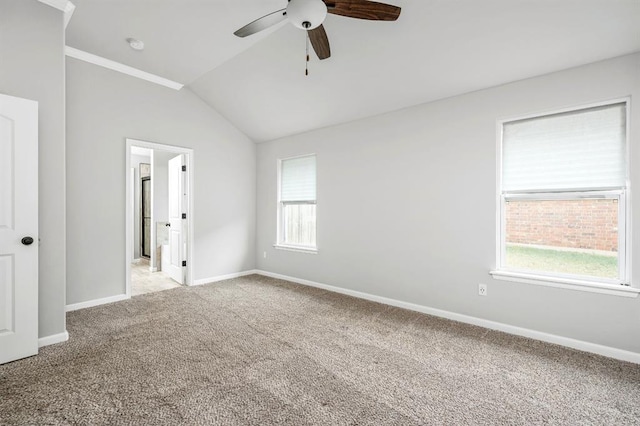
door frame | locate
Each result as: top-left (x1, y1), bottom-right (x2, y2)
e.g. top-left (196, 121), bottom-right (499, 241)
top-left (125, 138), bottom-right (195, 297)
top-left (140, 175), bottom-right (151, 259)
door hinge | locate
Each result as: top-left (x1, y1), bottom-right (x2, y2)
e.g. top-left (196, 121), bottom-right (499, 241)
top-left (181, 165), bottom-right (186, 172)
top-left (182, 260), bottom-right (187, 267)
top-left (182, 213), bottom-right (186, 219)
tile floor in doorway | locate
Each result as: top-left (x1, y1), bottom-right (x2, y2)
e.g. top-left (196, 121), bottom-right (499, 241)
top-left (131, 258), bottom-right (182, 296)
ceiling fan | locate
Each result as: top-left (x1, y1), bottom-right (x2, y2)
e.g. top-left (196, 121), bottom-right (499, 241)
top-left (233, 0), bottom-right (401, 61)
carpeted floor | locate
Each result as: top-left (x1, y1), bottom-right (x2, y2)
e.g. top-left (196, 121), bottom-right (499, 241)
top-left (1, 275), bottom-right (639, 425)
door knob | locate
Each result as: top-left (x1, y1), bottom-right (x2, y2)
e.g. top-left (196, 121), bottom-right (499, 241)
top-left (21, 237), bottom-right (34, 246)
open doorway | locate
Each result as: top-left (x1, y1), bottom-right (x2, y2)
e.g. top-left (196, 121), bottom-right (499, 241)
top-left (141, 171), bottom-right (151, 259)
top-left (125, 139), bottom-right (194, 297)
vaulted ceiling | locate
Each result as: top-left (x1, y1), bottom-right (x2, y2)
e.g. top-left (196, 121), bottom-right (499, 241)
top-left (66, 0), bottom-right (640, 142)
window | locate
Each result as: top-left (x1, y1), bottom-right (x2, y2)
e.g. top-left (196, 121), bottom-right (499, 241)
top-left (496, 101), bottom-right (629, 287)
top-left (277, 154), bottom-right (317, 251)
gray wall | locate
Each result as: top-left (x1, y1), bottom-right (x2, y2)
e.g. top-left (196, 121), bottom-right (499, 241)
top-left (256, 53), bottom-right (640, 354)
top-left (152, 151), bottom-right (173, 225)
top-left (66, 58), bottom-right (256, 304)
top-left (0, 0), bottom-right (66, 339)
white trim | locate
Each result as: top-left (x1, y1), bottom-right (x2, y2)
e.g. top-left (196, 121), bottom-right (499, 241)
top-left (255, 270), bottom-right (640, 364)
top-left (193, 270), bottom-right (258, 286)
top-left (273, 244), bottom-right (318, 254)
top-left (618, 191), bottom-right (627, 281)
top-left (130, 168), bottom-right (135, 263)
top-left (504, 190), bottom-right (623, 199)
top-left (496, 119), bottom-right (504, 276)
top-left (496, 97), bottom-right (632, 125)
top-left (149, 150), bottom-right (156, 276)
top-left (65, 294), bottom-right (129, 312)
top-left (126, 142), bottom-right (133, 298)
top-left (65, 46), bottom-right (184, 91)
top-left (490, 270), bottom-right (639, 298)
top-left (38, 331), bottom-right (69, 348)
top-left (276, 158), bottom-right (283, 247)
top-left (126, 139), bottom-right (195, 298)
top-left (38, 0), bottom-right (68, 11)
top-left (624, 98), bottom-right (632, 287)
top-left (37, 0), bottom-right (75, 28)
top-left (63, 1), bottom-right (75, 28)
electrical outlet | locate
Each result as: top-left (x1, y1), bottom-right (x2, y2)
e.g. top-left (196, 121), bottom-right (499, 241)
top-left (263, 251), bottom-right (267, 259)
top-left (478, 283), bottom-right (487, 296)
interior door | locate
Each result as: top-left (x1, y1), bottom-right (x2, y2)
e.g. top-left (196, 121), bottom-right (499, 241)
top-left (0, 93), bottom-right (38, 364)
top-left (167, 154), bottom-right (185, 284)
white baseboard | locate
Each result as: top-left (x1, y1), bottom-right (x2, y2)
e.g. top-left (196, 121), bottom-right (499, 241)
top-left (193, 269), bottom-right (258, 286)
top-left (149, 266), bottom-right (158, 272)
top-left (66, 293), bottom-right (129, 312)
top-left (38, 331), bottom-right (69, 348)
top-left (255, 270), bottom-right (640, 364)
top-left (64, 269), bottom-right (259, 311)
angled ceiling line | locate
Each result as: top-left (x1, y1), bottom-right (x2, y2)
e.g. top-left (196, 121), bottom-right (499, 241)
top-left (37, 0), bottom-right (76, 28)
top-left (65, 46), bottom-right (184, 91)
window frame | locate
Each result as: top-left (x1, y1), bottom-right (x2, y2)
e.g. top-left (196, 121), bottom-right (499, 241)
top-left (499, 190), bottom-right (626, 285)
top-left (275, 154), bottom-right (318, 253)
top-left (492, 98), bottom-right (636, 296)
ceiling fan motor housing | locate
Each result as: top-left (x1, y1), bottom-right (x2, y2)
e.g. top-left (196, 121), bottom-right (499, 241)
top-left (286, 0), bottom-right (328, 30)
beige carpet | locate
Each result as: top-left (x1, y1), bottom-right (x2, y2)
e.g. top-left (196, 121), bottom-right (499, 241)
top-left (1, 274), bottom-right (639, 425)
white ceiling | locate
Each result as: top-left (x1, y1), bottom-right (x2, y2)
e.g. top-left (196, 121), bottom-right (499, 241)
top-left (66, 0), bottom-right (287, 83)
top-left (66, 0), bottom-right (640, 142)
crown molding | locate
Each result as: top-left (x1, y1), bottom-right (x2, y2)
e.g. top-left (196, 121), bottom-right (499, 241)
top-left (38, 0), bottom-right (68, 11)
top-left (63, 1), bottom-right (75, 28)
top-left (37, 0), bottom-right (75, 28)
top-left (65, 46), bottom-right (184, 91)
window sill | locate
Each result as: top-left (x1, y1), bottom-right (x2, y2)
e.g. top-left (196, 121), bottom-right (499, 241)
top-left (273, 244), bottom-right (318, 254)
top-left (489, 270), bottom-right (639, 298)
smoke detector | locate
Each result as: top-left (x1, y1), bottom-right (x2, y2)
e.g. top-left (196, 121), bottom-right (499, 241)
top-left (126, 38), bottom-right (145, 51)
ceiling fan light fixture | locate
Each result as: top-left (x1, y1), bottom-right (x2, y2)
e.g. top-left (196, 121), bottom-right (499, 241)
top-left (233, 0), bottom-right (401, 61)
top-left (286, 0), bottom-right (327, 30)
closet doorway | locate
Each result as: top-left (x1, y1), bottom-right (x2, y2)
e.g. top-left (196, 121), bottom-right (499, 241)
top-left (125, 139), bottom-right (195, 297)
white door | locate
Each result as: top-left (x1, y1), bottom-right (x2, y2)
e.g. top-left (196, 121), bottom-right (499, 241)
top-left (0, 93), bottom-right (38, 364)
top-left (167, 154), bottom-right (186, 284)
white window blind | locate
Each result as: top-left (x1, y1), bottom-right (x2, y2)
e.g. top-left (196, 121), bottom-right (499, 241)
top-left (502, 103), bottom-right (626, 192)
top-left (281, 155), bottom-right (316, 201)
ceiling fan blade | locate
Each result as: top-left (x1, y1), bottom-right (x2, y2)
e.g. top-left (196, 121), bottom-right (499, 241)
top-left (308, 25), bottom-right (331, 60)
top-left (233, 8), bottom-right (287, 38)
top-left (325, 0), bottom-right (401, 21)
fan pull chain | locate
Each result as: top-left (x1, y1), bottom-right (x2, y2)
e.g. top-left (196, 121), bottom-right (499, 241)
top-left (305, 32), bottom-right (309, 76)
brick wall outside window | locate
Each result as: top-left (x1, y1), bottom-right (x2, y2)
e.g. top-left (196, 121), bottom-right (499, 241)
top-left (505, 199), bottom-right (618, 252)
